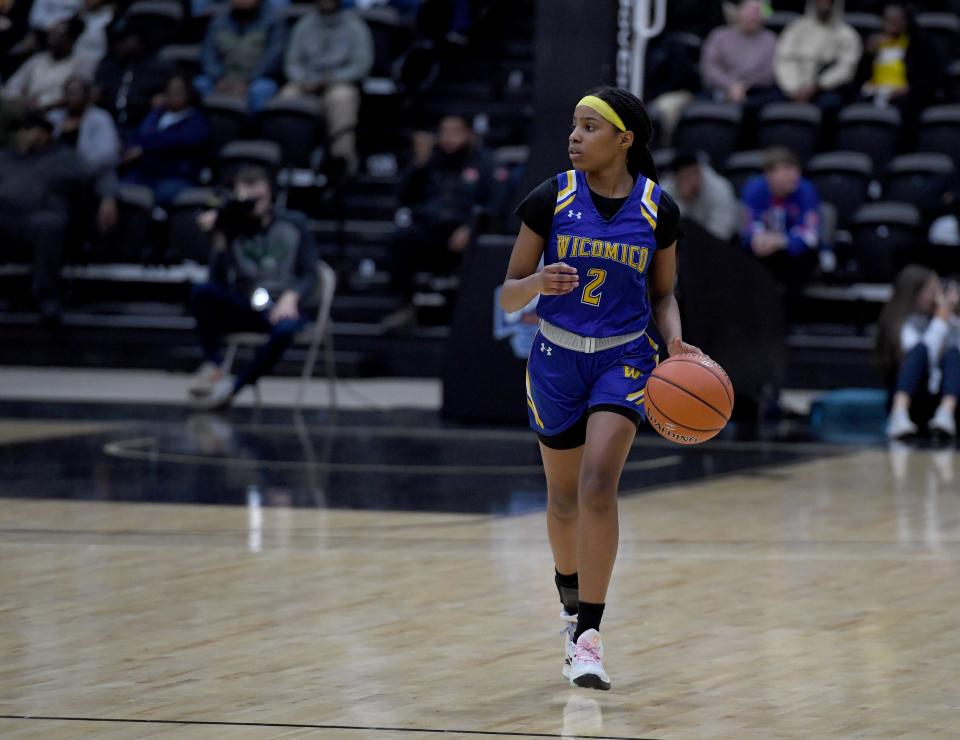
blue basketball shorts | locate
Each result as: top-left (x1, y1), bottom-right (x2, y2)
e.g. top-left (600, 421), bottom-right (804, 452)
top-left (525, 330), bottom-right (659, 448)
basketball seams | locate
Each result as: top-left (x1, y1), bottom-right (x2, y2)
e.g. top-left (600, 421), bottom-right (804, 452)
top-left (647, 374), bottom-right (730, 423)
top-left (645, 383), bottom-right (724, 433)
top-left (661, 356), bottom-right (734, 409)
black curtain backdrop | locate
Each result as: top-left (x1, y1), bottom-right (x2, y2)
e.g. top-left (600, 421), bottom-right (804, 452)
top-left (676, 219), bottom-right (787, 413)
top-left (519, 0), bottom-right (620, 198)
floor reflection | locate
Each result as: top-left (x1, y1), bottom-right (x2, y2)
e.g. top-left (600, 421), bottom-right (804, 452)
top-left (561, 693), bottom-right (603, 738)
top-left (0, 401), bottom-right (843, 515)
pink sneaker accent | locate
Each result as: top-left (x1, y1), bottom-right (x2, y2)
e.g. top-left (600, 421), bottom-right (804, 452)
top-left (572, 632), bottom-right (602, 666)
top-left (568, 628), bottom-right (610, 690)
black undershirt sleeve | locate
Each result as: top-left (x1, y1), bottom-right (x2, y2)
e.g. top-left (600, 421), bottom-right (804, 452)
top-left (514, 177), bottom-right (558, 240)
top-left (513, 176), bottom-right (683, 250)
top-left (654, 191), bottom-right (683, 250)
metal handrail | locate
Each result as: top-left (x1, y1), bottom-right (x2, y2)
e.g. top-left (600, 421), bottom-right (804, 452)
top-left (630, 0), bottom-right (667, 98)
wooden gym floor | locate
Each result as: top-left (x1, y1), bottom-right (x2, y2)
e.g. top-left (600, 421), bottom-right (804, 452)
top-left (0, 400), bottom-right (957, 739)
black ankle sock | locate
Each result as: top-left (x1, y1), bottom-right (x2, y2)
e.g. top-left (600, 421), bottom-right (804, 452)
top-left (574, 601), bottom-right (604, 641)
top-left (555, 569), bottom-right (579, 615)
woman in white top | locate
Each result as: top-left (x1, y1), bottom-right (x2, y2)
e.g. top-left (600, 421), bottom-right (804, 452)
top-left (877, 265), bottom-right (960, 439)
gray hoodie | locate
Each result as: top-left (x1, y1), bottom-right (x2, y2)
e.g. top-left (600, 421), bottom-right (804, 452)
top-left (284, 10), bottom-right (374, 86)
top-left (661, 164), bottom-right (739, 242)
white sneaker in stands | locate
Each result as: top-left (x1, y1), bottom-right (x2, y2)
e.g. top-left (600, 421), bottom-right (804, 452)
top-left (188, 362), bottom-right (223, 397)
top-left (568, 628), bottom-right (610, 691)
top-left (929, 406), bottom-right (957, 438)
top-left (886, 408), bottom-right (917, 440)
top-left (560, 611), bottom-right (577, 679)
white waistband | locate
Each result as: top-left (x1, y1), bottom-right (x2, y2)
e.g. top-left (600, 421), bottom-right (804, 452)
top-left (539, 320), bottom-right (645, 354)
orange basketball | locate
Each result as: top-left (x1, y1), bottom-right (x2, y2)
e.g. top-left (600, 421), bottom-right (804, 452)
top-left (644, 354), bottom-right (734, 445)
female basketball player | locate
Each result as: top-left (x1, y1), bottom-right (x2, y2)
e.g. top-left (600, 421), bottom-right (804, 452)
top-left (499, 87), bottom-right (699, 690)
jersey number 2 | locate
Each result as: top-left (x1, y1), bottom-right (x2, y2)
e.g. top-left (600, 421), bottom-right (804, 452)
top-left (581, 269), bottom-right (606, 307)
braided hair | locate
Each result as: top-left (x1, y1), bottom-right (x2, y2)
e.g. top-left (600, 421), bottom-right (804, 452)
top-left (586, 86), bottom-right (658, 183)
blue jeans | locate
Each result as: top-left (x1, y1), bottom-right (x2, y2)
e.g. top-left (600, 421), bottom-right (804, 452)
top-left (895, 344), bottom-right (960, 399)
top-left (191, 281), bottom-right (308, 390)
top-left (194, 76), bottom-right (278, 113)
top-left (121, 172), bottom-right (195, 207)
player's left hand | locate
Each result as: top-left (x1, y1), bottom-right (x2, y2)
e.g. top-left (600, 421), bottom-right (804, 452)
top-left (668, 337), bottom-right (702, 357)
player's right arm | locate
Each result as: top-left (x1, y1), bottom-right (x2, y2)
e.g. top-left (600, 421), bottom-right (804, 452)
top-left (499, 223), bottom-right (579, 312)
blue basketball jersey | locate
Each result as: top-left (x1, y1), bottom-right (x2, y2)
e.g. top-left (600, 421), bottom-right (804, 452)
top-left (538, 170), bottom-right (662, 338)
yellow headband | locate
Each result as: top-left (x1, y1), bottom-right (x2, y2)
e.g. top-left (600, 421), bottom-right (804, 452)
top-left (577, 95), bottom-right (626, 132)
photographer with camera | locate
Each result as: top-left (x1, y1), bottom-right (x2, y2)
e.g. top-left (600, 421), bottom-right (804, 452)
top-left (189, 166), bottom-right (320, 410)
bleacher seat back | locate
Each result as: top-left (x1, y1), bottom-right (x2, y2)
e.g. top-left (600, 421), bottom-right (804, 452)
top-left (883, 153), bottom-right (956, 207)
top-left (97, 184), bottom-right (155, 264)
top-left (218, 140), bottom-right (282, 184)
top-left (167, 188), bottom-right (216, 264)
top-left (916, 105), bottom-right (960, 167)
top-left (361, 8), bottom-right (414, 78)
top-left (806, 151), bottom-right (873, 225)
top-left (844, 12), bottom-right (883, 42)
top-left (157, 45), bottom-right (203, 78)
top-left (835, 104), bottom-right (900, 171)
top-left (672, 102), bottom-right (742, 170)
top-left (947, 61), bottom-right (960, 103)
top-left (917, 12), bottom-right (960, 64)
top-left (255, 97), bottom-right (324, 168)
top-left (723, 150), bottom-right (764, 196)
top-left (202, 94), bottom-right (251, 154)
top-left (125, 0), bottom-right (184, 50)
top-left (851, 201), bottom-right (923, 281)
top-left (757, 103), bottom-right (821, 164)
top-left (765, 10), bottom-right (799, 34)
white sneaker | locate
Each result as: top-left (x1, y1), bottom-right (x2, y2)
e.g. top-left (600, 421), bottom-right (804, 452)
top-left (189, 362), bottom-right (223, 397)
top-left (929, 406), bottom-right (957, 438)
top-left (194, 377), bottom-right (236, 411)
top-left (886, 408), bottom-right (918, 440)
top-left (567, 629), bottom-right (610, 691)
top-left (560, 611), bottom-right (577, 679)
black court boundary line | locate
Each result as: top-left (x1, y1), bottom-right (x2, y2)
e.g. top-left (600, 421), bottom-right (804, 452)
top-left (0, 715), bottom-right (661, 739)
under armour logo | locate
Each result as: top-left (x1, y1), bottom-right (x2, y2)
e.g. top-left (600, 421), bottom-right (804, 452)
top-left (568, 210), bottom-right (582, 219)
top-left (540, 342), bottom-right (552, 356)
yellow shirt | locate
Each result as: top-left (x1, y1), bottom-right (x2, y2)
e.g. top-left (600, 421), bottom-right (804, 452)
top-left (871, 36), bottom-right (909, 89)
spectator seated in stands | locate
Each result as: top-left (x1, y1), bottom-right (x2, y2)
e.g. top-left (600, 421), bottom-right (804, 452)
top-left (877, 265), bottom-right (960, 439)
top-left (120, 72), bottom-right (210, 206)
top-left (857, 3), bottom-right (940, 125)
top-left (195, 0), bottom-right (287, 113)
top-left (12, 0), bottom-right (83, 57)
top-left (48, 75), bottom-right (120, 232)
top-left (700, 0), bottom-right (779, 112)
top-left (394, 114), bottom-right (494, 295)
top-left (75, 0), bottom-right (113, 64)
top-left (93, 18), bottom-right (173, 138)
top-left (189, 166), bottom-right (320, 411)
top-left (740, 147), bottom-right (822, 290)
top-left (1, 15), bottom-right (99, 112)
top-left (281, 0), bottom-right (373, 177)
top-left (0, 112), bottom-right (91, 322)
top-left (646, 0), bottom-right (726, 146)
top-left (774, 0), bottom-right (862, 120)
top-left (661, 151), bottom-right (739, 243)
